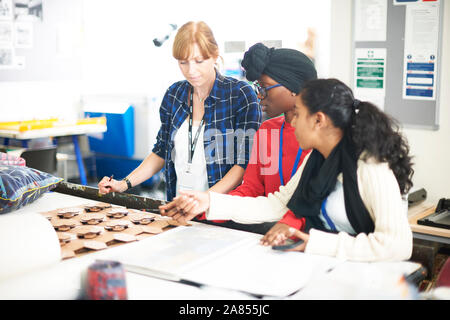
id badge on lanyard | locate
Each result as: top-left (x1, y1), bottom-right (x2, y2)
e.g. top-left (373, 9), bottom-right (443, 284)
top-left (179, 86), bottom-right (205, 191)
top-left (178, 167), bottom-right (196, 191)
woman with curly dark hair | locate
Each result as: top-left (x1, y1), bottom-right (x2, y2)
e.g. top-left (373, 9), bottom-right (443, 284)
top-left (162, 78), bottom-right (415, 262)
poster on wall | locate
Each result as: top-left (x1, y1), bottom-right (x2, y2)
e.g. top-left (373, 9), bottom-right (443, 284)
top-left (0, 0), bottom-right (13, 20)
top-left (0, 21), bottom-right (12, 44)
top-left (354, 0), bottom-right (387, 42)
top-left (14, 0), bottom-right (43, 22)
top-left (0, 46), bottom-right (13, 68)
top-left (14, 21), bottom-right (32, 48)
top-left (394, 0), bottom-right (419, 5)
top-left (394, 0), bottom-right (439, 5)
top-left (14, 54), bottom-right (25, 69)
top-left (354, 48), bottom-right (387, 110)
top-left (402, 2), bottom-right (439, 100)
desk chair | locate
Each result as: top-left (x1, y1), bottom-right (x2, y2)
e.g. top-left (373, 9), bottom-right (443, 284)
top-left (20, 146), bottom-right (57, 175)
top-left (436, 257), bottom-right (450, 288)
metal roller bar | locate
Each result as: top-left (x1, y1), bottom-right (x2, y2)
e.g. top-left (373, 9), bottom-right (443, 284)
top-left (53, 181), bottom-right (167, 211)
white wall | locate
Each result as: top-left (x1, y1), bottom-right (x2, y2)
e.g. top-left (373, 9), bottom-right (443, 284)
top-left (0, 0), bottom-right (83, 121)
top-left (80, 0), bottom-right (331, 98)
top-left (330, 0), bottom-right (450, 202)
top-left (329, 0), bottom-right (353, 85)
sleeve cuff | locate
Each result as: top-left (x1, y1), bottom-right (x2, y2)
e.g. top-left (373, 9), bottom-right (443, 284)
top-left (235, 162), bottom-right (248, 170)
top-left (151, 146), bottom-right (164, 159)
top-left (304, 229), bottom-right (339, 257)
top-left (206, 191), bottom-right (283, 224)
top-left (206, 192), bottom-right (233, 221)
top-left (279, 210), bottom-right (305, 230)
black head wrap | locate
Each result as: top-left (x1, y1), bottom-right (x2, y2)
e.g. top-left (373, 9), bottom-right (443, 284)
top-left (241, 43), bottom-right (317, 93)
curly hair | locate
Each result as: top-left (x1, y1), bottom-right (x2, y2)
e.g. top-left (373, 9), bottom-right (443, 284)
top-left (300, 78), bottom-right (414, 195)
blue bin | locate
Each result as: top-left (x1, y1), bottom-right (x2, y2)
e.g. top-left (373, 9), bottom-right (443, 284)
top-left (84, 105), bottom-right (161, 188)
top-left (85, 105), bottom-right (135, 158)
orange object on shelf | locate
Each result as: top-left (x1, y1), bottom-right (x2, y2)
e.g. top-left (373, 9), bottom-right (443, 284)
top-left (0, 117), bottom-right (106, 132)
top-left (76, 117), bottom-right (107, 126)
top-left (0, 119), bottom-right (58, 132)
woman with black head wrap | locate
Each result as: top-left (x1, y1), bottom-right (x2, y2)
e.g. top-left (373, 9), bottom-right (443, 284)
top-left (161, 78), bottom-right (415, 262)
top-left (227, 43), bottom-right (317, 234)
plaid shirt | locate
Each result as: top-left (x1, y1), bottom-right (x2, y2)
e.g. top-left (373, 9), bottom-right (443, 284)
top-left (152, 72), bottom-right (262, 201)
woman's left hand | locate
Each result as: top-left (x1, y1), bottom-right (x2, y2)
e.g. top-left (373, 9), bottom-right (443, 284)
top-left (159, 190), bottom-right (210, 223)
top-left (284, 228), bottom-right (309, 252)
top-left (261, 225), bottom-right (309, 252)
top-left (260, 222), bottom-right (293, 246)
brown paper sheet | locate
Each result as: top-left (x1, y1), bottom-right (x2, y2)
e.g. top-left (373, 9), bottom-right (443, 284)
top-left (40, 201), bottom-right (189, 260)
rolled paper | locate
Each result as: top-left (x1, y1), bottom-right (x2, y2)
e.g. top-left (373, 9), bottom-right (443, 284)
top-left (0, 213), bottom-right (61, 280)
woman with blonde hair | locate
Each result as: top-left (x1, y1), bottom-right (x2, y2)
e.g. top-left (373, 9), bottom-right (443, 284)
top-left (98, 21), bottom-right (261, 200)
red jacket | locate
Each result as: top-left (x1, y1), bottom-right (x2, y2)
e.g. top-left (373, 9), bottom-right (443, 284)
top-left (198, 116), bottom-right (308, 230)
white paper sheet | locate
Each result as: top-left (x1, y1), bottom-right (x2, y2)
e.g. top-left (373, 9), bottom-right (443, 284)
top-left (0, 21), bottom-right (12, 44)
top-left (355, 0), bottom-right (387, 42)
top-left (117, 224), bottom-right (339, 297)
top-left (354, 48), bottom-right (387, 110)
top-left (119, 225), bottom-right (259, 274)
top-left (402, 2), bottom-right (440, 100)
top-left (291, 260), bottom-right (421, 299)
top-left (14, 21), bottom-right (33, 48)
top-left (184, 241), bottom-right (339, 297)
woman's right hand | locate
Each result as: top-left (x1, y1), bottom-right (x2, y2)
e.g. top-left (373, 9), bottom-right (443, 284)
top-left (98, 176), bottom-right (128, 194)
top-left (159, 190), bottom-right (210, 222)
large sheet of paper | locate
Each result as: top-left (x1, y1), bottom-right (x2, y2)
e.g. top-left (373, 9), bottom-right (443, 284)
top-left (290, 260), bottom-right (421, 299)
top-left (116, 224), bottom-right (340, 297)
top-left (184, 239), bottom-right (340, 297)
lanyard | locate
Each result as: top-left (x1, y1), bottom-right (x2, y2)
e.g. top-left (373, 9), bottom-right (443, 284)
top-left (188, 87), bottom-right (205, 164)
top-left (278, 121), bottom-right (303, 186)
top-left (321, 198), bottom-right (337, 232)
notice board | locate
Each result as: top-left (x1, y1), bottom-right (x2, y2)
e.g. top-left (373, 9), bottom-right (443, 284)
top-left (352, 0), bottom-right (444, 130)
top-left (0, 1), bottom-right (82, 82)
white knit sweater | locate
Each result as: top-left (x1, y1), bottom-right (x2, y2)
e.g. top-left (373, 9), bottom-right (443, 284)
top-left (207, 152), bottom-right (413, 262)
